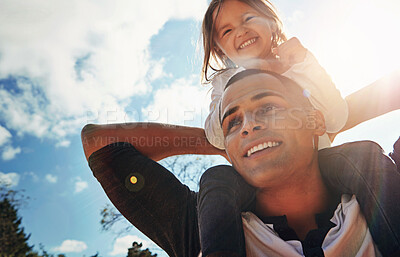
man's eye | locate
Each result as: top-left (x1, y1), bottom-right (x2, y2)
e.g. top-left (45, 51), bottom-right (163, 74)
top-left (257, 104), bottom-right (280, 115)
top-left (227, 118), bottom-right (241, 131)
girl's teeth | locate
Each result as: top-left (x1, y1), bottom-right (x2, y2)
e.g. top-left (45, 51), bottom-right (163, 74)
top-left (240, 38), bottom-right (256, 49)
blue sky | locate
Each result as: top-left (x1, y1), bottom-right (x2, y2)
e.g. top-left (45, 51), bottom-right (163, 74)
top-left (0, 0), bottom-right (399, 256)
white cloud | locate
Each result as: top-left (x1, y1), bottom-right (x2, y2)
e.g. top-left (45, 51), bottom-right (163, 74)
top-left (285, 10), bottom-right (305, 24)
top-left (142, 76), bottom-right (211, 126)
top-left (148, 58), bottom-right (169, 81)
top-left (45, 174), bottom-right (58, 183)
top-left (0, 125), bottom-right (12, 146)
top-left (109, 235), bottom-right (155, 256)
top-left (74, 180), bottom-right (88, 193)
top-left (24, 171), bottom-right (39, 182)
top-left (52, 239), bottom-right (87, 253)
top-left (0, 172), bottom-right (20, 187)
top-left (2, 146), bottom-right (21, 161)
top-left (56, 140), bottom-right (71, 148)
top-left (0, 0), bottom-right (208, 146)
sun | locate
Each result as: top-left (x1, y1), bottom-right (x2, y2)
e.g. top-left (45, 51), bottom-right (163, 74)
top-left (307, 0), bottom-right (400, 96)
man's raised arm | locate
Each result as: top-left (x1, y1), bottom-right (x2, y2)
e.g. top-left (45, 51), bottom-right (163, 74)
top-left (81, 122), bottom-right (226, 161)
top-left (81, 123), bottom-right (208, 257)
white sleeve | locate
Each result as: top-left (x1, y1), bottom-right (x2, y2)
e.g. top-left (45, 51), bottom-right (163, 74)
top-left (282, 51), bottom-right (348, 133)
top-left (204, 69), bottom-right (240, 150)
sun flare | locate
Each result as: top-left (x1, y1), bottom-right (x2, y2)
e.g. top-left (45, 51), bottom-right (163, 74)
top-left (303, 0), bottom-right (400, 95)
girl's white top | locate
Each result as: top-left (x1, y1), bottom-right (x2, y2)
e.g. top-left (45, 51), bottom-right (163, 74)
top-left (204, 50), bottom-right (348, 150)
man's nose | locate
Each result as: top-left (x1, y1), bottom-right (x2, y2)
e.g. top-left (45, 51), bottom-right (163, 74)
top-left (241, 112), bottom-right (265, 137)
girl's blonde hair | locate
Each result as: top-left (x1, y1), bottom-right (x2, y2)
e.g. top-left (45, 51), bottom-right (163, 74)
top-left (201, 0), bottom-right (287, 83)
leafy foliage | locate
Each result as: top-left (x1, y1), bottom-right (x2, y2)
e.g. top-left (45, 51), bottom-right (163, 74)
top-left (0, 185), bottom-right (68, 257)
top-left (0, 198), bottom-right (32, 256)
top-left (127, 242), bottom-right (157, 257)
top-left (0, 186), bottom-right (33, 257)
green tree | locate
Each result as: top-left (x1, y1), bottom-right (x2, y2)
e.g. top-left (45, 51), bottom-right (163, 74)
top-left (0, 185), bottom-right (68, 257)
top-left (127, 242), bottom-right (157, 257)
top-left (0, 196), bottom-right (33, 257)
top-left (27, 244), bottom-right (67, 257)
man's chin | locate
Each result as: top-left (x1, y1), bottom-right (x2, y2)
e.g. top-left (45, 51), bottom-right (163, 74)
top-left (238, 159), bottom-right (287, 185)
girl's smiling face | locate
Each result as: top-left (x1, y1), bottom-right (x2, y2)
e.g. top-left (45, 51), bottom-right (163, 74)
top-left (213, 0), bottom-right (276, 67)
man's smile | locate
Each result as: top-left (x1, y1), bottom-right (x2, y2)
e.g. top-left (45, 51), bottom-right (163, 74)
top-left (242, 136), bottom-right (283, 158)
top-left (245, 140), bottom-right (282, 157)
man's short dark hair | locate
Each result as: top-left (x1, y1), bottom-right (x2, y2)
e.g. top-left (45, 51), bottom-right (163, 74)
top-left (219, 69), bottom-right (314, 126)
top-left (224, 69), bottom-right (312, 106)
top-left (225, 69), bottom-right (301, 91)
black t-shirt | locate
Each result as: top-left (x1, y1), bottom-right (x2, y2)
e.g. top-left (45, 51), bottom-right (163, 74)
top-left (88, 140), bottom-right (400, 257)
top-left (89, 142), bottom-right (201, 257)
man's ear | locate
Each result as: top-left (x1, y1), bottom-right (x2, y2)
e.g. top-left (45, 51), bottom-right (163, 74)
top-left (307, 109), bottom-right (326, 136)
top-left (314, 109), bottom-right (326, 136)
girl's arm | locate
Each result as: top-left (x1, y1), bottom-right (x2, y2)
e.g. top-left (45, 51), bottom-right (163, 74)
top-left (204, 68), bottom-right (239, 150)
top-left (81, 123), bottom-right (226, 161)
top-left (329, 71), bottom-right (400, 140)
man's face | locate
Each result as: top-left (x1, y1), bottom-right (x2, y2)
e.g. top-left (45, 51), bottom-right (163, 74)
top-left (221, 73), bottom-right (323, 188)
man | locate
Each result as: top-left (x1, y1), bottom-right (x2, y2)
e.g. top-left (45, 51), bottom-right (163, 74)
top-left (82, 70), bottom-right (399, 256)
top-left (216, 70), bottom-right (377, 256)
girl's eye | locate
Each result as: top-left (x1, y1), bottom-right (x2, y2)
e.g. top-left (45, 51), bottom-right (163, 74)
top-left (245, 16), bottom-right (255, 22)
top-left (222, 29), bottom-right (232, 37)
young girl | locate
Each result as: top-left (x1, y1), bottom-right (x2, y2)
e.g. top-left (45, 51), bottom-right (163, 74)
top-left (197, 0), bottom-right (400, 256)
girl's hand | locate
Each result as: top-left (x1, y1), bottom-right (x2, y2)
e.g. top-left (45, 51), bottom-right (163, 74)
top-left (272, 37), bottom-right (307, 66)
top-left (240, 37), bottom-right (306, 74)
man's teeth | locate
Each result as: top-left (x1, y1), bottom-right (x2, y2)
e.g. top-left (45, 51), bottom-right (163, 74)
top-left (239, 38), bottom-right (256, 49)
top-left (247, 142), bottom-right (280, 157)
